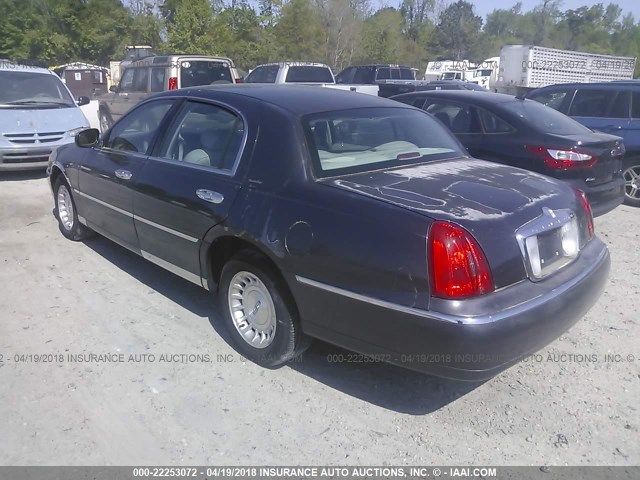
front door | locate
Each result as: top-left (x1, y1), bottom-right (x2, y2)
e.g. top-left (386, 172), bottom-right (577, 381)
top-left (77, 99), bottom-right (177, 251)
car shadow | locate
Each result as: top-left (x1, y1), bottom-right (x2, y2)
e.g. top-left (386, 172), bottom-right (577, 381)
top-left (0, 170), bottom-right (48, 182)
top-left (83, 235), bottom-right (483, 414)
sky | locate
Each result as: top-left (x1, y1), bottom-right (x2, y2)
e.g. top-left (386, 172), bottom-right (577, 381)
top-left (470, 0), bottom-right (640, 20)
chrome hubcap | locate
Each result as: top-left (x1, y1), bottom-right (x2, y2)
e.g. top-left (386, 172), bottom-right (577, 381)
top-left (228, 271), bottom-right (276, 349)
top-left (624, 165), bottom-right (640, 200)
top-left (57, 185), bottom-right (74, 231)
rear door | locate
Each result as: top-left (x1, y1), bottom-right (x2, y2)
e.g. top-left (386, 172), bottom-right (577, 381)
top-left (133, 99), bottom-right (250, 282)
top-left (566, 88), bottom-right (631, 135)
top-left (77, 99), bottom-right (177, 250)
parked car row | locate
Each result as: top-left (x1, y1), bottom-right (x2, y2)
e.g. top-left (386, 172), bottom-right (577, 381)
top-left (48, 85), bottom-right (610, 381)
top-left (391, 90), bottom-right (626, 216)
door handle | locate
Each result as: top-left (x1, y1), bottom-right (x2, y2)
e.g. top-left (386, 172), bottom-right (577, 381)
top-left (115, 169), bottom-right (132, 180)
top-left (196, 189), bottom-right (224, 204)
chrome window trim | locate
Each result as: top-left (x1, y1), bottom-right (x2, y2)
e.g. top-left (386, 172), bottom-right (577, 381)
top-left (147, 98), bottom-right (249, 178)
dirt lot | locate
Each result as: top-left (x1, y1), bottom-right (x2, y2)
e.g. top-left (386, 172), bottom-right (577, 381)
top-left (0, 171), bottom-right (638, 466)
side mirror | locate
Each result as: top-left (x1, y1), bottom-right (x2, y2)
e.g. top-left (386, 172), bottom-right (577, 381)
top-left (75, 128), bottom-right (100, 148)
top-left (109, 85), bottom-right (119, 93)
top-left (77, 96), bottom-right (90, 106)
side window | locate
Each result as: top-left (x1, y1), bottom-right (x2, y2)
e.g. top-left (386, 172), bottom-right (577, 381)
top-left (119, 68), bottom-right (134, 92)
top-left (104, 100), bottom-right (174, 154)
top-left (477, 108), bottom-right (514, 133)
top-left (609, 91), bottom-right (631, 119)
top-left (633, 92), bottom-right (640, 119)
top-left (425, 102), bottom-right (481, 133)
top-left (528, 90), bottom-right (569, 112)
top-left (335, 67), bottom-right (354, 84)
top-left (376, 68), bottom-right (391, 80)
top-left (244, 66), bottom-right (264, 83)
top-left (568, 89), bottom-right (627, 118)
top-left (159, 101), bottom-right (245, 172)
top-left (262, 65), bottom-right (279, 83)
top-left (132, 68), bottom-right (149, 92)
top-left (150, 67), bottom-right (166, 92)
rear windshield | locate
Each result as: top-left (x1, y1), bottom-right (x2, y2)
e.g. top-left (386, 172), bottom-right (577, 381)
top-left (0, 71), bottom-right (75, 107)
top-left (180, 60), bottom-right (232, 87)
top-left (501, 100), bottom-right (592, 135)
top-left (285, 66), bottom-right (334, 83)
top-left (305, 107), bottom-right (463, 177)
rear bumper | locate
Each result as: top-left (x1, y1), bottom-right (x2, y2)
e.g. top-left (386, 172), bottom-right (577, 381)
top-left (571, 177), bottom-right (624, 217)
top-left (297, 239), bottom-right (610, 381)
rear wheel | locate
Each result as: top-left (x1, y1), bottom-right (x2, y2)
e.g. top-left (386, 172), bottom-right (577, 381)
top-left (218, 250), bottom-right (311, 366)
top-left (623, 157), bottom-right (640, 207)
top-left (54, 178), bottom-right (94, 241)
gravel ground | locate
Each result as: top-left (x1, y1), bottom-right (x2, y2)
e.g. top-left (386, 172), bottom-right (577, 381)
top-left (0, 171), bottom-right (638, 466)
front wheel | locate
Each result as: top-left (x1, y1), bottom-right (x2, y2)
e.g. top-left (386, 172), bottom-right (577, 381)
top-left (99, 110), bottom-right (112, 132)
top-left (54, 178), bottom-right (94, 241)
top-left (623, 158), bottom-right (640, 207)
top-left (218, 251), bottom-right (311, 366)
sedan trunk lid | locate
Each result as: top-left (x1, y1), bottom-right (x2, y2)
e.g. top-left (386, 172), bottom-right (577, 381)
top-left (323, 157), bottom-right (584, 288)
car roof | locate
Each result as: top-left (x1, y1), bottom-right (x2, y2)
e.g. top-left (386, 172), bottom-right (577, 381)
top-left (155, 84), bottom-right (406, 115)
top-left (130, 55), bottom-right (234, 67)
top-left (394, 90), bottom-right (518, 106)
top-left (0, 62), bottom-right (56, 75)
top-left (533, 81), bottom-right (640, 89)
top-left (255, 62), bottom-right (330, 67)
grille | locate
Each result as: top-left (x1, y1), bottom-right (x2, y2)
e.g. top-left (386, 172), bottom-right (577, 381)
top-left (1, 151), bottom-right (51, 164)
top-left (3, 131), bottom-right (65, 145)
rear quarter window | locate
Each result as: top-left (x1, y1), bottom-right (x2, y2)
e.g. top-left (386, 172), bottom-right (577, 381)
top-left (528, 89), bottom-right (571, 111)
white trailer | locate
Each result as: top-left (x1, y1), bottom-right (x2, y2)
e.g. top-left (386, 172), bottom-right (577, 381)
top-left (495, 45), bottom-right (636, 95)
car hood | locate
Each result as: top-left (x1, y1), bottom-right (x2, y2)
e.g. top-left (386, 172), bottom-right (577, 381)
top-left (0, 107), bottom-right (88, 135)
top-left (323, 157), bottom-right (582, 287)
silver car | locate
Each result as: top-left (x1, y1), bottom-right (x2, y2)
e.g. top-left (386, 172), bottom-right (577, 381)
top-left (0, 62), bottom-right (90, 171)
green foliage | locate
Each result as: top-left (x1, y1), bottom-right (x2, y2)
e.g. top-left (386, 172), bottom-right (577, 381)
top-left (0, 0), bottom-right (638, 78)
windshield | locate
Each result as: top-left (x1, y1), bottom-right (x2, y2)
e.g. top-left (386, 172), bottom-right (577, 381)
top-left (285, 66), bottom-right (334, 83)
top-left (474, 69), bottom-right (493, 77)
top-left (502, 99), bottom-right (592, 135)
top-left (305, 107), bottom-right (463, 177)
top-left (0, 71), bottom-right (75, 107)
top-left (180, 60), bottom-right (232, 87)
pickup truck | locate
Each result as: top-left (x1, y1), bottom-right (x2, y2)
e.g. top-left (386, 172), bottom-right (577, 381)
top-left (335, 64), bottom-right (442, 98)
top-left (244, 62), bottom-right (379, 96)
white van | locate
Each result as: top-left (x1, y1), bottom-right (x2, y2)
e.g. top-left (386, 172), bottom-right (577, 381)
top-left (0, 62), bottom-right (90, 171)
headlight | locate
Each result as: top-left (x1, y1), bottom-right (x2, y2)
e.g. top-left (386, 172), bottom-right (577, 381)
top-left (67, 127), bottom-right (87, 137)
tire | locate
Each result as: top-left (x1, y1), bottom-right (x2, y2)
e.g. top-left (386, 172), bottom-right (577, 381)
top-left (54, 177), bottom-right (94, 241)
top-left (218, 250), bottom-right (311, 367)
top-left (99, 109), bottom-right (112, 132)
top-left (622, 157), bottom-right (640, 207)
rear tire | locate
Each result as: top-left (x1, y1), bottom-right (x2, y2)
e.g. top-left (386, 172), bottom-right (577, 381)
top-left (54, 178), bottom-right (94, 241)
top-left (218, 250), bottom-right (311, 367)
top-left (622, 157), bottom-right (640, 207)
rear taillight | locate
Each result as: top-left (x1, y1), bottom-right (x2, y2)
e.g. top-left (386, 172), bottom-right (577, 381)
top-left (235, 78), bottom-right (243, 84)
top-left (574, 188), bottom-right (594, 239)
top-left (428, 221), bottom-right (494, 299)
top-left (168, 77), bottom-right (178, 90)
top-left (526, 145), bottom-right (598, 169)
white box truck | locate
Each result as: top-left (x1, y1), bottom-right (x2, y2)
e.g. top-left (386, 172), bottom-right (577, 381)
top-left (495, 45), bottom-right (636, 95)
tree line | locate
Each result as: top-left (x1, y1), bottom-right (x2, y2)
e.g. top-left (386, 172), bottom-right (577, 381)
top-left (0, 0), bottom-right (638, 76)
